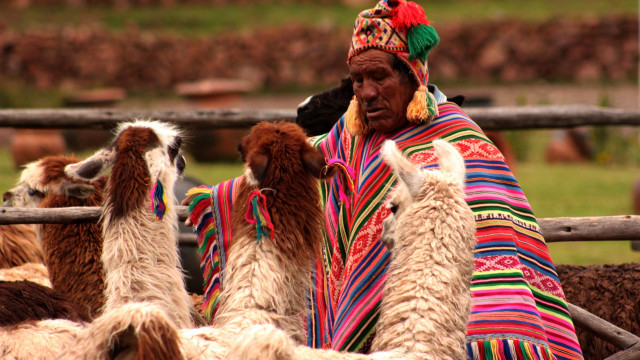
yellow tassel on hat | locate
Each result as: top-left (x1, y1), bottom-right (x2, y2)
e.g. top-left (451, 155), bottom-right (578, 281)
top-left (407, 85), bottom-right (439, 124)
top-left (345, 95), bottom-right (369, 136)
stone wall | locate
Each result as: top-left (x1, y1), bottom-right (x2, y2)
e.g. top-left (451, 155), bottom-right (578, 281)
top-left (0, 16), bottom-right (636, 91)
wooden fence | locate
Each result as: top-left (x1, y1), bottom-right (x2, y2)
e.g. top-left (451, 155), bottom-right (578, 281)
top-left (1, 105), bottom-right (640, 359)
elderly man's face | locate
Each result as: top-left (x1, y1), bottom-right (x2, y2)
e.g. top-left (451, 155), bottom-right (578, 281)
top-left (349, 50), bottom-right (416, 134)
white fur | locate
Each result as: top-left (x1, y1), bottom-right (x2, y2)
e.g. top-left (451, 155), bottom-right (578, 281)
top-left (66, 120), bottom-right (194, 329)
top-left (373, 139), bottom-right (475, 359)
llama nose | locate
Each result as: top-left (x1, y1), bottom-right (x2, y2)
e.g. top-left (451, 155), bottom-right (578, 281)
top-left (2, 191), bottom-right (12, 205)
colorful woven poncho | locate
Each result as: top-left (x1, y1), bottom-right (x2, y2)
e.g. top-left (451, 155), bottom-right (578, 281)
top-left (187, 102), bottom-right (584, 360)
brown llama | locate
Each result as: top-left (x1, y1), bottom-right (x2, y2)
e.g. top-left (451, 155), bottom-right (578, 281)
top-left (212, 121), bottom-right (337, 342)
top-left (3, 155), bottom-right (107, 317)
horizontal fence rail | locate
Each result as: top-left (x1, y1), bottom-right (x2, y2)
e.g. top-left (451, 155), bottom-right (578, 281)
top-left (1, 105), bottom-right (640, 130)
top-left (1, 207), bottom-right (638, 244)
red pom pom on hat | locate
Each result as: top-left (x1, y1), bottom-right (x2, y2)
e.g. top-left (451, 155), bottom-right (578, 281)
top-left (390, 0), bottom-right (430, 33)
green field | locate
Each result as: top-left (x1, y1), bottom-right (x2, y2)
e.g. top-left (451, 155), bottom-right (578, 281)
top-left (2, 0), bottom-right (637, 36)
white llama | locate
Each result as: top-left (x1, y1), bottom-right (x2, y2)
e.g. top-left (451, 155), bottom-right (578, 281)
top-left (64, 120), bottom-right (195, 329)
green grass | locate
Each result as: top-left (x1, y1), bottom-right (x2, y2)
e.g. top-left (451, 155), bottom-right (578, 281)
top-left (2, 0), bottom-right (637, 36)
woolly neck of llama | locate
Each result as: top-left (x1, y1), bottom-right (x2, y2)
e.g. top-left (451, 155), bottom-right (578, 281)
top-left (213, 121), bottom-right (332, 343)
top-left (371, 139), bottom-right (476, 359)
top-left (65, 120), bottom-right (193, 329)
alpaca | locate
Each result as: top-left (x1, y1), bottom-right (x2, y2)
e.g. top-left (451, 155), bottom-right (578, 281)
top-left (211, 121), bottom-right (337, 342)
top-left (3, 154), bottom-right (107, 317)
top-left (0, 224), bottom-right (43, 269)
top-left (64, 120), bottom-right (195, 329)
top-left (556, 263), bottom-right (640, 359)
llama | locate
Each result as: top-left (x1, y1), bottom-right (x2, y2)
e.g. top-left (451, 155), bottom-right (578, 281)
top-left (211, 121), bottom-right (337, 342)
top-left (3, 154), bottom-right (107, 317)
top-left (64, 120), bottom-right (195, 329)
top-left (372, 139), bottom-right (476, 358)
top-left (0, 319), bottom-right (84, 360)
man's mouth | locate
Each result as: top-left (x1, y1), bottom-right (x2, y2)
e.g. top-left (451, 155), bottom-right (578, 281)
top-left (365, 107), bottom-right (385, 118)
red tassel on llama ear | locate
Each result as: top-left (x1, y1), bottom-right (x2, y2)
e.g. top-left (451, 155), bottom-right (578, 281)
top-left (245, 190), bottom-right (275, 243)
top-left (150, 180), bottom-right (168, 221)
top-left (325, 158), bottom-right (356, 207)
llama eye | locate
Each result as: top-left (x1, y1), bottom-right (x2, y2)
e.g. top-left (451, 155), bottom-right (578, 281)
top-left (389, 203), bottom-right (398, 214)
top-left (28, 188), bottom-right (44, 198)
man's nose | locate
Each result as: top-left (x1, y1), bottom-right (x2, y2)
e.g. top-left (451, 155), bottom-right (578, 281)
top-left (360, 79), bottom-right (378, 103)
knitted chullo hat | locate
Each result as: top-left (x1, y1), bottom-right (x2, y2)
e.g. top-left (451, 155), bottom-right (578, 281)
top-left (345, 0), bottom-right (440, 136)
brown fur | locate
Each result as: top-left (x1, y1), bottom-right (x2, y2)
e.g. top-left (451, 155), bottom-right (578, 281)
top-left (39, 179), bottom-right (106, 317)
top-left (108, 127), bottom-right (159, 219)
top-left (214, 121), bottom-right (335, 343)
top-left (135, 314), bottom-right (185, 360)
top-left (20, 155), bottom-right (108, 318)
top-left (0, 224), bottom-right (43, 268)
top-left (234, 121), bottom-right (332, 266)
top-left (557, 263), bottom-right (640, 359)
top-left (0, 280), bottom-right (90, 325)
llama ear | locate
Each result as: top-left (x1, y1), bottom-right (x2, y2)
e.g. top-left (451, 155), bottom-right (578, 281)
top-left (432, 139), bottom-right (466, 190)
top-left (65, 146), bottom-right (116, 181)
top-left (381, 140), bottom-right (421, 197)
top-left (301, 145), bottom-right (332, 179)
top-left (247, 152), bottom-right (270, 185)
top-left (61, 181), bottom-right (95, 199)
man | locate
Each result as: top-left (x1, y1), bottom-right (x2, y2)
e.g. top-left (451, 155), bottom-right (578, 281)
top-left (187, 1), bottom-right (584, 358)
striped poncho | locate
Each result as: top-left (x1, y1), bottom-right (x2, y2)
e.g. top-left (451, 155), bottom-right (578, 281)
top-left (187, 102), bottom-right (584, 360)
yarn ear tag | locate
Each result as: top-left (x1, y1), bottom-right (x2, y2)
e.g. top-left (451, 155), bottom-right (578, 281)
top-left (326, 158), bottom-right (356, 208)
top-left (245, 190), bottom-right (275, 243)
top-left (150, 180), bottom-right (168, 221)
